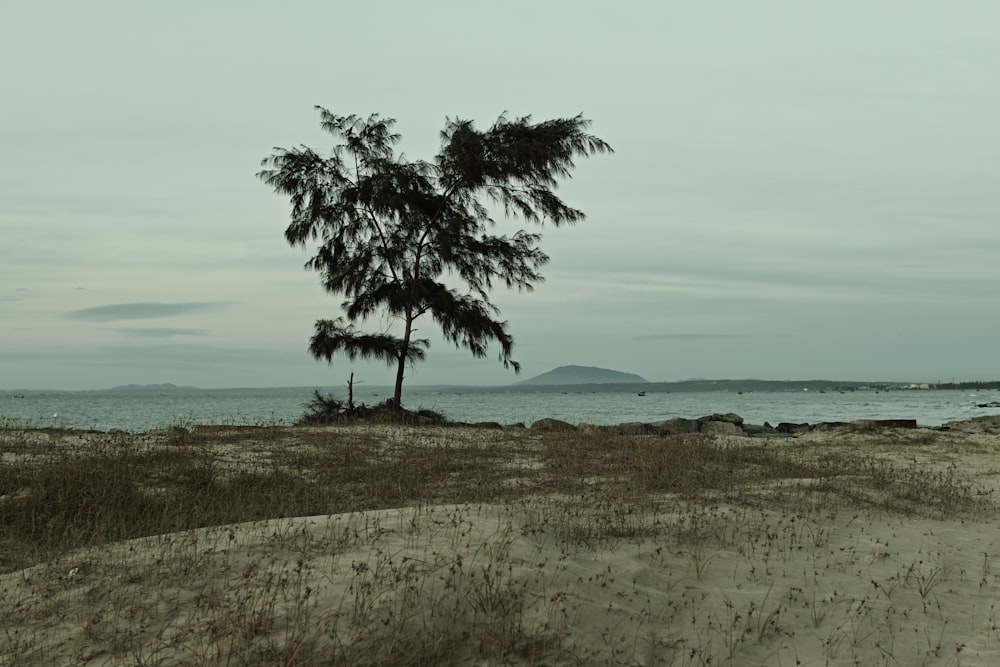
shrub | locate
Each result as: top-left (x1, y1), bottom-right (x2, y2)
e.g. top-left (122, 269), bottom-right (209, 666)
top-left (298, 390), bottom-right (355, 424)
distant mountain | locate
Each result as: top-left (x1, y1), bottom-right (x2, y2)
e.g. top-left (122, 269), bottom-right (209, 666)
top-left (517, 365), bottom-right (648, 385)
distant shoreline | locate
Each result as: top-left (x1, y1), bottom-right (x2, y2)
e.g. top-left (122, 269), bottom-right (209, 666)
top-left (3, 379), bottom-right (1000, 396)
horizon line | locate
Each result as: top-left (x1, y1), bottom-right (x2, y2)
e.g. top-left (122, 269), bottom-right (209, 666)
top-left (4, 378), bottom-right (999, 393)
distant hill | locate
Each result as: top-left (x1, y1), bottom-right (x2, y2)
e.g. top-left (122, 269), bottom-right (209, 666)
top-left (517, 365), bottom-right (648, 385)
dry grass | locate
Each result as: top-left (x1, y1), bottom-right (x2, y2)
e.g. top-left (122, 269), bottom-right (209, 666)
top-left (1, 423), bottom-right (998, 665)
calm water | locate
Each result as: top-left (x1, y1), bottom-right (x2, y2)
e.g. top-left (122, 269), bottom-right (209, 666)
top-left (2, 387), bottom-right (999, 433)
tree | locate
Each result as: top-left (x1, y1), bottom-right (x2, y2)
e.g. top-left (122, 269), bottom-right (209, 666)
top-left (259, 108), bottom-right (612, 409)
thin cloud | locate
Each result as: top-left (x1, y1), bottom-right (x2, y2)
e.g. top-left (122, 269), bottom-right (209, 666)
top-left (63, 302), bottom-right (229, 322)
top-left (636, 333), bottom-right (790, 341)
top-left (0, 343), bottom-right (306, 368)
top-left (115, 328), bottom-right (208, 338)
top-left (636, 333), bottom-right (737, 341)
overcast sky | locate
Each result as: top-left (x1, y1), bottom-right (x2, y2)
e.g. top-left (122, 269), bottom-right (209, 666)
top-left (3, 1), bottom-right (999, 390)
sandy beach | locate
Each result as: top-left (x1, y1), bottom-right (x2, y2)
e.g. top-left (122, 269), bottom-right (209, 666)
top-left (3, 418), bottom-right (1000, 665)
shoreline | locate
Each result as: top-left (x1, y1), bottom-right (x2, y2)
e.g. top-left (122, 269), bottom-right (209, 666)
top-left (5, 386), bottom-right (1000, 433)
top-left (6, 410), bottom-right (1000, 437)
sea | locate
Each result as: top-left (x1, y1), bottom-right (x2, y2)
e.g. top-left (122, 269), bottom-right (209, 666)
top-left (3, 385), bottom-right (1000, 433)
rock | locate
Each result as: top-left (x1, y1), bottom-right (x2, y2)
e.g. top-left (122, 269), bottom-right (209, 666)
top-left (680, 413), bottom-right (749, 435)
top-left (575, 422), bottom-right (660, 436)
top-left (854, 419), bottom-right (918, 430)
top-left (649, 417), bottom-right (699, 435)
top-left (696, 413), bottom-right (744, 426)
top-left (529, 418), bottom-right (576, 432)
top-left (699, 420), bottom-right (745, 436)
top-left (741, 423), bottom-right (773, 436)
top-left (613, 422), bottom-right (661, 436)
top-left (776, 422), bottom-right (811, 434)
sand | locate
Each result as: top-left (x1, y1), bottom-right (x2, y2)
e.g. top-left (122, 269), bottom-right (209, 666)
top-left (3, 421), bottom-right (1000, 665)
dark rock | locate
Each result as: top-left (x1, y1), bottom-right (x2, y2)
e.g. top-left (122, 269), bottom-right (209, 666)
top-left (613, 422), bottom-right (662, 436)
top-left (649, 417), bottom-right (700, 435)
top-left (742, 423), bottom-right (773, 435)
top-left (696, 413), bottom-right (744, 426)
top-left (776, 422), bottom-right (811, 434)
top-left (855, 419), bottom-right (918, 430)
top-left (699, 421), bottom-right (745, 436)
top-left (529, 418), bottom-right (576, 432)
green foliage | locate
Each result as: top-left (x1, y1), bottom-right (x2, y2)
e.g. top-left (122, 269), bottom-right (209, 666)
top-left (298, 390), bottom-right (448, 426)
top-left (299, 389), bottom-right (348, 424)
top-left (259, 110), bottom-right (611, 407)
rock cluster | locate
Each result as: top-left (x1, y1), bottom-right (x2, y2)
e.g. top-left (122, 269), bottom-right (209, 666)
top-left (495, 414), bottom-right (924, 437)
top-left (458, 414), bottom-right (1000, 436)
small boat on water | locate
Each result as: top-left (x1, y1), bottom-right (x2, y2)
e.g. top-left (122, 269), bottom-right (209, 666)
top-left (637, 391), bottom-right (646, 397)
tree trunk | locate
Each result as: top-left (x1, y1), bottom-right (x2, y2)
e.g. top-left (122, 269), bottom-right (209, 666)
top-left (347, 372), bottom-right (355, 411)
top-left (392, 311), bottom-right (414, 410)
top-left (392, 353), bottom-right (406, 410)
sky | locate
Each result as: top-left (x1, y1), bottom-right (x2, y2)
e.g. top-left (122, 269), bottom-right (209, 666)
top-left (2, 1), bottom-right (999, 390)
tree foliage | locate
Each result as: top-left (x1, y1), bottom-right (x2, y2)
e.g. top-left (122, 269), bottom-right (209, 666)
top-left (259, 108), bottom-right (611, 408)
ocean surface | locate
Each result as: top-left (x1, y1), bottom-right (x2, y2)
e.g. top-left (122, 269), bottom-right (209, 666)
top-left (3, 386), bottom-right (999, 433)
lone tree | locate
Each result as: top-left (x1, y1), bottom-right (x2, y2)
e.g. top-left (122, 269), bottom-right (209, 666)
top-left (259, 108), bottom-right (611, 409)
